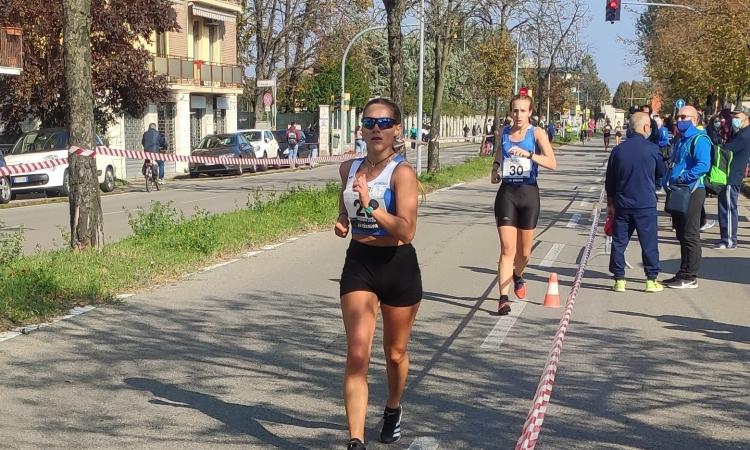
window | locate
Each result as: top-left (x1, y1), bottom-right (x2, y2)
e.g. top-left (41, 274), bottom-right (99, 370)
top-left (208, 25), bottom-right (217, 62)
top-left (155, 31), bottom-right (168, 57)
top-left (192, 20), bottom-right (201, 59)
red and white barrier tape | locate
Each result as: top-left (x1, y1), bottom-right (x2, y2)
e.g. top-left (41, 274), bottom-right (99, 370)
top-left (515, 187), bottom-right (607, 450)
top-left (0, 134), bottom-right (487, 177)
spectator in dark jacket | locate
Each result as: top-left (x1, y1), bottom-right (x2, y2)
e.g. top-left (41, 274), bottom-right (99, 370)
top-left (142, 123), bottom-right (166, 181)
top-left (606, 112), bottom-right (667, 293)
top-left (714, 111), bottom-right (750, 249)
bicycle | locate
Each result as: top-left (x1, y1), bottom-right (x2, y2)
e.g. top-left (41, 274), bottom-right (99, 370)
top-left (142, 159), bottom-right (160, 192)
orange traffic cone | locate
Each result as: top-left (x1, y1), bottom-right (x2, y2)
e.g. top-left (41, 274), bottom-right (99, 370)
top-left (543, 273), bottom-right (561, 308)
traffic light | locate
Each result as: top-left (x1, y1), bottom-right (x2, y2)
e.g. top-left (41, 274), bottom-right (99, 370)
top-left (605, 0), bottom-right (621, 23)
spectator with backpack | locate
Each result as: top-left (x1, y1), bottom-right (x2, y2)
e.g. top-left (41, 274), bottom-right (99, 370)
top-left (663, 105), bottom-right (711, 289)
top-left (286, 121), bottom-right (304, 168)
top-left (713, 110), bottom-right (750, 249)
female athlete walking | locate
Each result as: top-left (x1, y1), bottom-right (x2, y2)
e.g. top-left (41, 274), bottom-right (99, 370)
top-left (335, 98), bottom-right (422, 450)
top-left (491, 94), bottom-right (557, 314)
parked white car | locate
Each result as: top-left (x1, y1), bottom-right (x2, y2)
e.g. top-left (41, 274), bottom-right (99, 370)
top-left (5, 128), bottom-right (122, 198)
top-left (238, 128), bottom-right (279, 170)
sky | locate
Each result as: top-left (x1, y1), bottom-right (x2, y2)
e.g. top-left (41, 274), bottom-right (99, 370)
top-left (583, 0), bottom-right (646, 94)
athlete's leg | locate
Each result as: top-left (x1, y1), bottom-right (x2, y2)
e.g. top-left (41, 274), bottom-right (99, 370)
top-left (341, 291), bottom-right (379, 442)
top-left (514, 228), bottom-right (535, 277)
top-left (498, 225), bottom-right (518, 296)
top-left (381, 302), bottom-right (420, 409)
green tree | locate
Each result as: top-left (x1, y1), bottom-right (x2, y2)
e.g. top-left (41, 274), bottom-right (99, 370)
top-left (299, 61), bottom-right (372, 112)
top-left (0, 0), bottom-right (179, 133)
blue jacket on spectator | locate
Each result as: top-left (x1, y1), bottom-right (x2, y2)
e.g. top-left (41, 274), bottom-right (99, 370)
top-left (658, 126), bottom-right (671, 148)
top-left (142, 128), bottom-right (166, 152)
top-left (668, 126), bottom-right (710, 189)
top-left (606, 134), bottom-right (666, 210)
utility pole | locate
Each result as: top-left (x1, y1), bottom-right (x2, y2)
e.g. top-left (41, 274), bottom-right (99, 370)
top-left (416, 0), bottom-right (425, 174)
top-left (63, 0), bottom-right (103, 250)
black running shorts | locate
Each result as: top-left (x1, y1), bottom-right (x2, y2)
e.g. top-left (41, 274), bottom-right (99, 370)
top-left (494, 183), bottom-right (540, 230)
top-left (340, 241), bottom-right (423, 307)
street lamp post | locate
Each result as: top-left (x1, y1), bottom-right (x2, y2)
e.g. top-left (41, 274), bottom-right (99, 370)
top-left (416, 0), bottom-right (425, 174)
top-left (341, 25), bottom-right (385, 154)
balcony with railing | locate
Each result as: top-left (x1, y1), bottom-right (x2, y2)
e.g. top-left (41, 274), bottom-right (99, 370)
top-left (151, 55), bottom-right (243, 90)
top-left (0, 26), bottom-right (23, 75)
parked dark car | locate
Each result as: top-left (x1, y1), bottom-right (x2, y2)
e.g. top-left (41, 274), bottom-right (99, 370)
top-left (189, 133), bottom-right (254, 177)
top-left (0, 151), bottom-right (10, 204)
top-left (272, 129), bottom-right (312, 159)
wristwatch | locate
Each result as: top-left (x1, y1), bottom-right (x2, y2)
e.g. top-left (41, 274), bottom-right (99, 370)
top-left (365, 199), bottom-right (379, 216)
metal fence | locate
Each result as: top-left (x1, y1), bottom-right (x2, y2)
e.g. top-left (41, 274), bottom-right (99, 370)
top-left (150, 55), bottom-right (242, 88)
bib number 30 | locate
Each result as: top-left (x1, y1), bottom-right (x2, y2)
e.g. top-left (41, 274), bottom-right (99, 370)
top-left (502, 155), bottom-right (532, 179)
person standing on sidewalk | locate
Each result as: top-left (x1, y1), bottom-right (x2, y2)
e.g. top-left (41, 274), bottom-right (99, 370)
top-left (715, 110), bottom-right (750, 249)
top-left (334, 98), bottom-right (422, 450)
top-left (605, 113), bottom-right (667, 293)
top-left (491, 94), bottom-right (557, 315)
top-left (664, 105), bottom-right (711, 289)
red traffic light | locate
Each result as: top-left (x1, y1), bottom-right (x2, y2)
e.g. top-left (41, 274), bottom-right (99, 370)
top-left (609, 0), bottom-right (618, 8)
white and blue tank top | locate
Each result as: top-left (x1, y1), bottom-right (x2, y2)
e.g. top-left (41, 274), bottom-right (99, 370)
top-left (343, 155), bottom-right (405, 236)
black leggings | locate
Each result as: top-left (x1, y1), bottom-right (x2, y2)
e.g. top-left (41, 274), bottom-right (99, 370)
top-left (494, 184), bottom-right (540, 230)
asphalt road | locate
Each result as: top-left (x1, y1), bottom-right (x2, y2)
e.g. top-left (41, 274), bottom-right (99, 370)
top-left (1, 143), bottom-right (477, 253)
top-left (0, 138), bottom-right (748, 449)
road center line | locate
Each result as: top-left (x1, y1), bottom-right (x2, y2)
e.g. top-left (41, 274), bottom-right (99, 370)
top-left (181, 195), bottom-right (224, 204)
top-left (566, 214), bottom-right (581, 228)
top-left (540, 243), bottom-right (565, 267)
top-left (480, 301), bottom-right (528, 350)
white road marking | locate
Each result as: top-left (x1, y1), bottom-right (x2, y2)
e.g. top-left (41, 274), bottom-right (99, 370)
top-left (243, 250), bottom-right (263, 258)
top-left (180, 195), bottom-right (224, 204)
top-left (0, 306), bottom-right (96, 344)
top-left (566, 214), bottom-right (581, 228)
top-left (286, 237), bottom-right (299, 242)
top-left (595, 176), bottom-right (603, 183)
top-left (116, 293), bottom-right (134, 300)
top-left (579, 200), bottom-right (591, 209)
top-left (408, 437), bottom-right (440, 450)
top-left (588, 186), bottom-right (598, 192)
top-left (540, 243), bottom-right (565, 267)
top-left (436, 182), bottom-right (465, 192)
top-left (199, 259), bottom-right (240, 272)
top-left (481, 301), bottom-right (528, 350)
top-left (261, 243), bottom-right (283, 250)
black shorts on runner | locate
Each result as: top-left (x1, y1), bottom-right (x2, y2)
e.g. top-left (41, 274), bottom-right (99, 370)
top-left (340, 240), bottom-right (423, 307)
top-left (494, 183), bottom-right (540, 230)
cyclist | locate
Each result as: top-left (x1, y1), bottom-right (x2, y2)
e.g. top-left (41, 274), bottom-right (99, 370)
top-left (491, 94), bottom-right (557, 315)
top-left (335, 97), bottom-right (422, 450)
top-left (142, 123), bottom-right (166, 183)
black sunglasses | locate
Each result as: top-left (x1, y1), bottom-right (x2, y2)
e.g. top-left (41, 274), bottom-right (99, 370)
top-left (362, 117), bottom-right (397, 130)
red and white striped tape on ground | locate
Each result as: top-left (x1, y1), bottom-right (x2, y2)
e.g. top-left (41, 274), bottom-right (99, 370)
top-left (515, 186), bottom-right (607, 450)
top-left (0, 135), bottom-right (487, 177)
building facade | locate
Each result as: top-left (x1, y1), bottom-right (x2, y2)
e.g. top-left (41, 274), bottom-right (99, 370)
top-left (107, 0), bottom-right (243, 178)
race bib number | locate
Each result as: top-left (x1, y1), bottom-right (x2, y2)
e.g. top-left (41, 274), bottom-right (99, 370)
top-left (502, 155), bottom-right (532, 179)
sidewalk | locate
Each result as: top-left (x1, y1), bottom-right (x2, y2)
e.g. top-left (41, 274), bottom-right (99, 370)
top-left (0, 138), bottom-right (747, 449)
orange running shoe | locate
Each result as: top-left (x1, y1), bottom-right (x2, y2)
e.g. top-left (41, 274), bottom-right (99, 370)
top-left (513, 274), bottom-right (527, 299)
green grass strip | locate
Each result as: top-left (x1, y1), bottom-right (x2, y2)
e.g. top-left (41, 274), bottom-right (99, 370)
top-left (0, 156), bottom-right (493, 330)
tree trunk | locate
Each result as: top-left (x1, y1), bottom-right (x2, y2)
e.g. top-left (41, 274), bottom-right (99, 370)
top-left (384, 0), bottom-right (405, 106)
top-left (63, 0), bottom-right (103, 250)
top-left (427, 33), bottom-right (452, 173)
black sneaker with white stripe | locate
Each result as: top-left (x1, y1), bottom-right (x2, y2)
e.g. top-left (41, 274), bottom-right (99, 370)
top-left (380, 405), bottom-right (402, 443)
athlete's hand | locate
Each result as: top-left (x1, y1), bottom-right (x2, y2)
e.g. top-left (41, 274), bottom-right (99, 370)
top-left (607, 204), bottom-right (615, 218)
top-left (508, 146), bottom-right (531, 158)
top-left (353, 171), bottom-right (370, 205)
top-left (491, 170), bottom-right (501, 184)
top-left (335, 214), bottom-right (349, 238)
